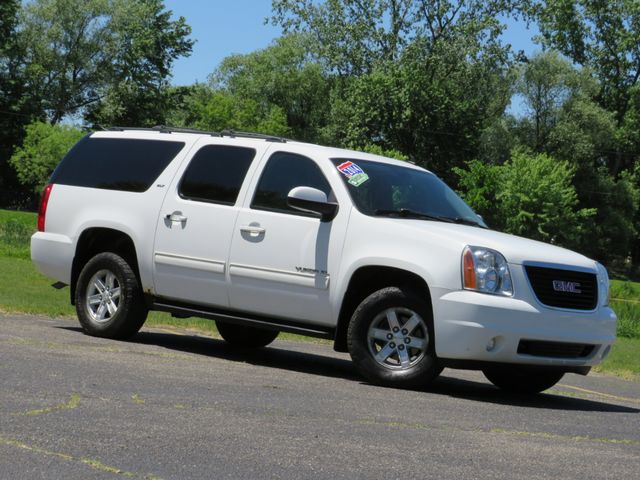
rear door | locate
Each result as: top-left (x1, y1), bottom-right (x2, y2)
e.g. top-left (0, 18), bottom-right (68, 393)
top-left (152, 139), bottom-right (267, 307)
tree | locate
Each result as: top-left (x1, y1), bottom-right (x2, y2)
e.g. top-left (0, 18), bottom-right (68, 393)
top-left (0, 1), bottom-right (19, 47)
top-left (499, 150), bottom-right (595, 247)
top-left (517, 51), bottom-right (575, 150)
top-left (454, 160), bottom-right (503, 229)
top-left (167, 85), bottom-right (290, 137)
top-left (271, 1), bottom-right (518, 183)
top-left (0, 0), bottom-right (44, 207)
top-left (9, 121), bottom-right (85, 192)
top-left (325, 37), bottom-right (514, 182)
top-left (271, 0), bottom-right (521, 75)
top-left (534, 0), bottom-right (640, 173)
top-left (85, 0), bottom-right (194, 127)
top-left (18, 0), bottom-right (192, 124)
top-left (213, 34), bottom-right (331, 142)
top-left (455, 150), bottom-right (595, 249)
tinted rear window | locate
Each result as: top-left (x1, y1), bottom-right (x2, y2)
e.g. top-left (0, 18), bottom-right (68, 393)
top-left (179, 145), bottom-right (256, 205)
top-left (51, 136), bottom-right (185, 192)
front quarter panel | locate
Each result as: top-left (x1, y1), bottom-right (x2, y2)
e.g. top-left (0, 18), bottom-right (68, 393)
top-left (333, 210), bottom-right (466, 321)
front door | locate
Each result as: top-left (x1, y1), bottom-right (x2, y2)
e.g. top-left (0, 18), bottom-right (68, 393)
top-left (227, 151), bottom-right (346, 326)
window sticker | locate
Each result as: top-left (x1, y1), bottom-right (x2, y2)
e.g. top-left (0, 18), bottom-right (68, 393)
top-left (337, 161), bottom-right (369, 187)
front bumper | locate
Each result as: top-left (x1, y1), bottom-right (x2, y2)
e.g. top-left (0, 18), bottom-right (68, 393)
top-left (431, 280), bottom-right (617, 368)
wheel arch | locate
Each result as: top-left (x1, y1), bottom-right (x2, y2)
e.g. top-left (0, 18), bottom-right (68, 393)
top-left (70, 227), bottom-right (141, 305)
top-left (333, 265), bottom-right (433, 352)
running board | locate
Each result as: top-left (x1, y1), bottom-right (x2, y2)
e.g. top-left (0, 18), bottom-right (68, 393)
top-left (151, 300), bottom-right (335, 340)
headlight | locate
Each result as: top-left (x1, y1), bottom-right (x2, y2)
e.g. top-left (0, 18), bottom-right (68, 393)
top-left (596, 262), bottom-right (610, 306)
top-left (462, 246), bottom-right (513, 296)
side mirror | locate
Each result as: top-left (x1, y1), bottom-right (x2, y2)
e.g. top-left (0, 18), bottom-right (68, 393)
top-left (287, 186), bottom-right (338, 222)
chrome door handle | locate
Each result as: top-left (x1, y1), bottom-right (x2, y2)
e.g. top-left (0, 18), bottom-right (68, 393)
top-left (240, 225), bottom-right (266, 235)
top-left (166, 212), bottom-right (187, 223)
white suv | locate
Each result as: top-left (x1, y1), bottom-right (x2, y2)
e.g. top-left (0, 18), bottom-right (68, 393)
top-left (31, 126), bottom-right (617, 393)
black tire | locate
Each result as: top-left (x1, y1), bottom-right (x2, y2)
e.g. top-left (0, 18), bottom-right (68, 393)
top-left (75, 252), bottom-right (148, 340)
top-left (483, 367), bottom-right (564, 394)
top-left (216, 321), bottom-right (279, 348)
top-left (347, 286), bottom-right (442, 389)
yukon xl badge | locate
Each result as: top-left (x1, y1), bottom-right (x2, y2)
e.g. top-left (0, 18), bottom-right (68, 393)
top-left (552, 280), bottom-right (582, 294)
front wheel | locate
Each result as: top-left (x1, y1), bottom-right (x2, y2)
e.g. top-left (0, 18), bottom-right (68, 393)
top-left (347, 286), bottom-right (442, 389)
top-left (75, 252), bottom-right (148, 339)
top-left (483, 367), bottom-right (565, 394)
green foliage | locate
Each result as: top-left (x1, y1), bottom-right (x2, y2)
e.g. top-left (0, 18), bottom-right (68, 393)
top-left (18, 0), bottom-right (192, 124)
top-left (0, 209), bottom-right (36, 259)
top-left (609, 278), bottom-right (640, 340)
top-left (476, 51), bottom-right (639, 269)
top-left (271, 0), bottom-right (520, 75)
top-left (535, 0), bottom-right (640, 119)
top-left (535, 0), bottom-right (640, 175)
top-left (213, 34), bottom-right (330, 142)
top-left (85, 0), bottom-right (193, 127)
top-left (456, 150), bottom-right (595, 247)
top-left (9, 121), bottom-right (84, 192)
top-left (0, 0), bottom-right (19, 47)
top-left (271, 0), bottom-right (517, 183)
top-left (454, 160), bottom-right (503, 229)
top-left (577, 168), bottom-right (639, 268)
top-left (0, 0), bottom-right (42, 197)
top-left (168, 85), bottom-right (290, 136)
top-left (499, 150), bottom-right (595, 246)
top-left (358, 144), bottom-right (408, 161)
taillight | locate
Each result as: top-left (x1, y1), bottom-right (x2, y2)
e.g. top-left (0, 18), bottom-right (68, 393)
top-left (37, 183), bottom-right (53, 232)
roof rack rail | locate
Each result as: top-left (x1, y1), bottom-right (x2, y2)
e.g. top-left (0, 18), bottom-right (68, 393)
top-left (107, 125), bottom-right (287, 143)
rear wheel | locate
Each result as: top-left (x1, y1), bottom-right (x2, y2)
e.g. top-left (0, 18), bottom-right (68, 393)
top-left (216, 322), bottom-right (279, 348)
top-left (483, 367), bottom-right (564, 394)
top-left (75, 252), bottom-right (148, 339)
top-left (347, 286), bottom-right (442, 389)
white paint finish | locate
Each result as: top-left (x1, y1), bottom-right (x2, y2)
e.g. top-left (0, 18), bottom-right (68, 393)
top-left (430, 286), bottom-right (616, 364)
top-left (154, 252), bottom-right (226, 274)
top-left (30, 232), bottom-right (74, 283)
top-left (227, 208), bottom-right (340, 324)
top-left (31, 128), bottom-right (618, 369)
top-left (227, 145), bottom-right (350, 325)
top-left (152, 137), bottom-right (271, 307)
top-left (229, 263), bottom-right (329, 289)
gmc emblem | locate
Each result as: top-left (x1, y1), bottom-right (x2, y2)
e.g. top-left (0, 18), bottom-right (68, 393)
top-left (552, 280), bottom-right (582, 294)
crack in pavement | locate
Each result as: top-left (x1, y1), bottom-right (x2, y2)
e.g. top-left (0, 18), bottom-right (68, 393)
top-left (0, 435), bottom-right (162, 479)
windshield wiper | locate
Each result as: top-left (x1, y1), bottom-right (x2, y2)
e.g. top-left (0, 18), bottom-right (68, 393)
top-left (374, 209), bottom-right (488, 228)
top-left (447, 217), bottom-right (489, 229)
top-left (374, 209), bottom-right (456, 223)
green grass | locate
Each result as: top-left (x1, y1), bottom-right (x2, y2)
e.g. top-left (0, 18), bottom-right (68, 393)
top-left (611, 279), bottom-right (640, 301)
top-left (0, 208), bottom-right (637, 376)
top-left (594, 337), bottom-right (640, 379)
top-left (0, 209), bottom-right (35, 260)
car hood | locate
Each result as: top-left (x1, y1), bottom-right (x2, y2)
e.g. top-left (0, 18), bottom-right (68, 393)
top-left (395, 219), bottom-right (597, 270)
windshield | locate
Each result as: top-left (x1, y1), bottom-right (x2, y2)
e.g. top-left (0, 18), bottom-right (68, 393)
top-left (331, 158), bottom-right (487, 228)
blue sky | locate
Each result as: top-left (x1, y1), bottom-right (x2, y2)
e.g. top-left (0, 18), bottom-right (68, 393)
top-left (164, 1), bottom-right (542, 86)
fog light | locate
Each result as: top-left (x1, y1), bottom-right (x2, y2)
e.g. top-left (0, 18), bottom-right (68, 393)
top-left (486, 337), bottom-right (497, 352)
top-left (601, 345), bottom-right (611, 359)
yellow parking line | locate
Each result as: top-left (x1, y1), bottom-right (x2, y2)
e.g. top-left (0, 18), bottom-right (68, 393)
top-left (558, 384), bottom-right (640, 405)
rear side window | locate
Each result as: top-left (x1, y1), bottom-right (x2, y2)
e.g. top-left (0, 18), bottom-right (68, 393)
top-left (179, 145), bottom-right (256, 205)
top-left (251, 151), bottom-right (331, 215)
top-left (51, 136), bottom-right (185, 193)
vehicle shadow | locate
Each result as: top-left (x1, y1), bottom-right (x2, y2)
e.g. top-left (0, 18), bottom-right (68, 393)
top-left (57, 325), bottom-right (639, 414)
top-left (430, 374), bottom-right (640, 413)
top-left (134, 330), bottom-right (360, 382)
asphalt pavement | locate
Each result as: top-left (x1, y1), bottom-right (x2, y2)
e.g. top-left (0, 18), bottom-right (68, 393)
top-left (1, 313), bottom-right (639, 479)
